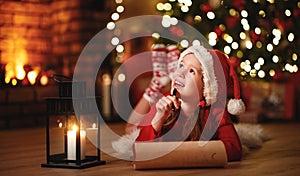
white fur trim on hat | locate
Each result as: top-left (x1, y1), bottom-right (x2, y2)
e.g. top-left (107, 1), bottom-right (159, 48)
top-left (178, 45), bottom-right (218, 106)
top-left (227, 99), bottom-right (246, 115)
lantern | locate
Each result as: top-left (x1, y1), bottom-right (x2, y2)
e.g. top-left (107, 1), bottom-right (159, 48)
top-left (41, 75), bottom-right (105, 169)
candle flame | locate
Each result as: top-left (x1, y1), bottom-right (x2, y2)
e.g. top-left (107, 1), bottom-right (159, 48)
top-left (92, 123), bottom-right (97, 128)
top-left (58, 122), bottom-right (63, 128)
top-left (72, 125), bottom-right (78, 131)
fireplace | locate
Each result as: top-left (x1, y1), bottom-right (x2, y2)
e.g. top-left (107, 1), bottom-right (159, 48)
top-left (0, 0), bottom-right (110, 129)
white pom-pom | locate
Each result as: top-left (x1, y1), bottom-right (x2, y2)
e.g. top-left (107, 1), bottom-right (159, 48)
top-left (227, 99), bottom-right (246, 115)
top-left (111, 128), bottom-right (141, 158)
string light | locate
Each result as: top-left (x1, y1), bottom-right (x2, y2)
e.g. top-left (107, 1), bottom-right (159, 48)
top-left (156, 3), bottom-right (164, 11)
top-left (223, 34), bottom-right (233, 43)
top-left (272, 28), bottom-right (281, 38)
top-left (152, 33), bottom-right (160, 39)
top-left (267, 43), bottom-right (273, 52)
top-left (287, 33), bottom-right (294, 42)
top-left (224, 45), bottom-right (231, 54)
top-left (116, 45), bottom-right (124, 53)
top-left (269, 69), bottom-right (275, 77)
top-left (208, 32), bottom-right (217, 40)
top-left (208, 32), bottom-right (217, 46)
top-left (254, 27), bottom-right (261, 35)
top-left (164, 3), bottom-right (172, 11)
top-left (106, 22), bottom-right (115, 30)
top-left (162, 15), bottom-right (171, 28)
top-left (258, 70), bottom-right (265, 78)
top-left (181, 5), bottom-right (189, 12)
top-left (272, 55), bottom-right (279, 63)
top-left (229, 9), bottom-right (237, 16)
top-left (256, 41), bottom-right (262, 48)
top-left (237, 50), bottom-right (243, 58)
top-left (180, 39), bottom-right (189, 48)
top-left (254, 63), bottom-right (261, 70)
top-left (293, 65), bottom-right (298, 72)
top-left (117, 73), bottom-right (126, 82)
top-left (194, 15), bottom-right (202, 22)
top-left (292, 53), bottom-right (298, 61)
top-left (258, 57), bottom-right (265, 65)
top-left (285, 9), bottom-right (291, 17)
top-left (192, 40), bottom-right (201, 46)
top-left (106, 0), bottom-right (126, 54)
top-left (250, 69), bottom-right (257, 77)
top-left (245, 40), bottom-right (253, 49)
top-left (111, 37), bottom-right (119, 46)
top-left (239, 32), bottom-right (246, 40)
top-left (244, 64), bottom-right (251, 73)
top-left (259, 10), bottom-right (266, 18)
top-left (231, 42), bottom-right (239, 50)
top-left (207, 11), bottom-right (215, 19)
top-left (273, 38), bottom-right (279, 45)
top-left (111, 13), bottom-right (120, 21)
top-left (116, 6), bottom-right (124, 13)
top-left (241, 10), bottom-right (248, 18)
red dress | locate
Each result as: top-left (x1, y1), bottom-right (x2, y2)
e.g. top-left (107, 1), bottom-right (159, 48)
top-left (136, 102), bottom-right (242, 162)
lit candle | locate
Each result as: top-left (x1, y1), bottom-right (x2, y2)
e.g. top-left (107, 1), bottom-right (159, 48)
top-left (102, 74), bottom-right (111, 118)
top-left (86, 123), bottom-right (98, 145)
top-left (67, 125), bottom-right (86, 160)
top-left (50, 122), bottom-right (64, 154)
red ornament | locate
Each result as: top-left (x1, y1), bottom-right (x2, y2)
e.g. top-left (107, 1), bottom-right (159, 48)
top-left (274, 18), bottom-right (293, 31)
top-left (213, 26), bottom-right (223, 36)
top-left (294, 9), bottom-right (300, 18)
top-left (272, 69), bottom-right (287, 82)
top-left (200, 3), bottom-right (212, 13)
top-left (225, 16), bottom-right (239, 29)
top-left (232, 0), bottom-right (246, 11)
top-left (283, 19), bottom-right (293, 30)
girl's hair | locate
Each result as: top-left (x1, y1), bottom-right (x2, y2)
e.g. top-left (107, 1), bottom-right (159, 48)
top-left (161, 108), bottom-right (180, 135)
top-left (162, 106), bottom-right (204, 141)
top-left (184, 107), bottom-right (204, 141)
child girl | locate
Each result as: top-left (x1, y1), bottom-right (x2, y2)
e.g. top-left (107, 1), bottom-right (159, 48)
top-left (113, 44), bottom-right (246, 162)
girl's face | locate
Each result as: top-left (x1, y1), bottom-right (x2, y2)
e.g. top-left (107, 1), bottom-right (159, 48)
top-left (173, 53), bottom-right (204, 104)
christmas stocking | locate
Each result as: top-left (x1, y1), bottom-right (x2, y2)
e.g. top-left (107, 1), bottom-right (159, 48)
top-left (167, 44), bottom-right (180, 80)
top-left (143, 44), bottom-right (169, 104)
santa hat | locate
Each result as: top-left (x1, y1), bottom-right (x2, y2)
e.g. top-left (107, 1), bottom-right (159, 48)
top-left (177, 45), bottom-right (246, 115)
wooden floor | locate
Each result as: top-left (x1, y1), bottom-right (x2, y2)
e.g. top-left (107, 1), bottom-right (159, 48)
top-left (0, 121), bottom-right (300, 176)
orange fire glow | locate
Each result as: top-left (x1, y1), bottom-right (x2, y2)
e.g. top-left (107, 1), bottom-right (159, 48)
top-left (40, 74), bottom-right (49, 86)
top-left (3, 35), bottom-right (48, 86)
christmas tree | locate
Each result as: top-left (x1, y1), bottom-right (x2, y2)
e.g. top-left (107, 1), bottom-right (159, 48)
top-left (155, 0), bottom-right (300, 80)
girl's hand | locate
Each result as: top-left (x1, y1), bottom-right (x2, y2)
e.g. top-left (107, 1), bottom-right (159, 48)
top-left (156, 95), bottom-right (180, 117)
top-left (152, 95), bottom-right (181, 133)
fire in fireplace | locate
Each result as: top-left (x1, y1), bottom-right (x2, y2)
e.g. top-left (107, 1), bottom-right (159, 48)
top-left (1, 63), bottom-right (50, 87)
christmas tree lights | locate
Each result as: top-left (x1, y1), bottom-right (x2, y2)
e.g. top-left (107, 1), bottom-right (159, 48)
top-left (156, 0), bottom-right (300, 80)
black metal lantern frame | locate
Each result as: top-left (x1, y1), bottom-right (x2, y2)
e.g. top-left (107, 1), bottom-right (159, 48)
top-left (41, 75), bottom-right (105, 169)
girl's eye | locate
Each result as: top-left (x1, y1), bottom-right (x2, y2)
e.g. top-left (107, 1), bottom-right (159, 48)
top-left (189, 69), bottom-right (195, 74)
top-left (179, 63), bottom-right (184, 68)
